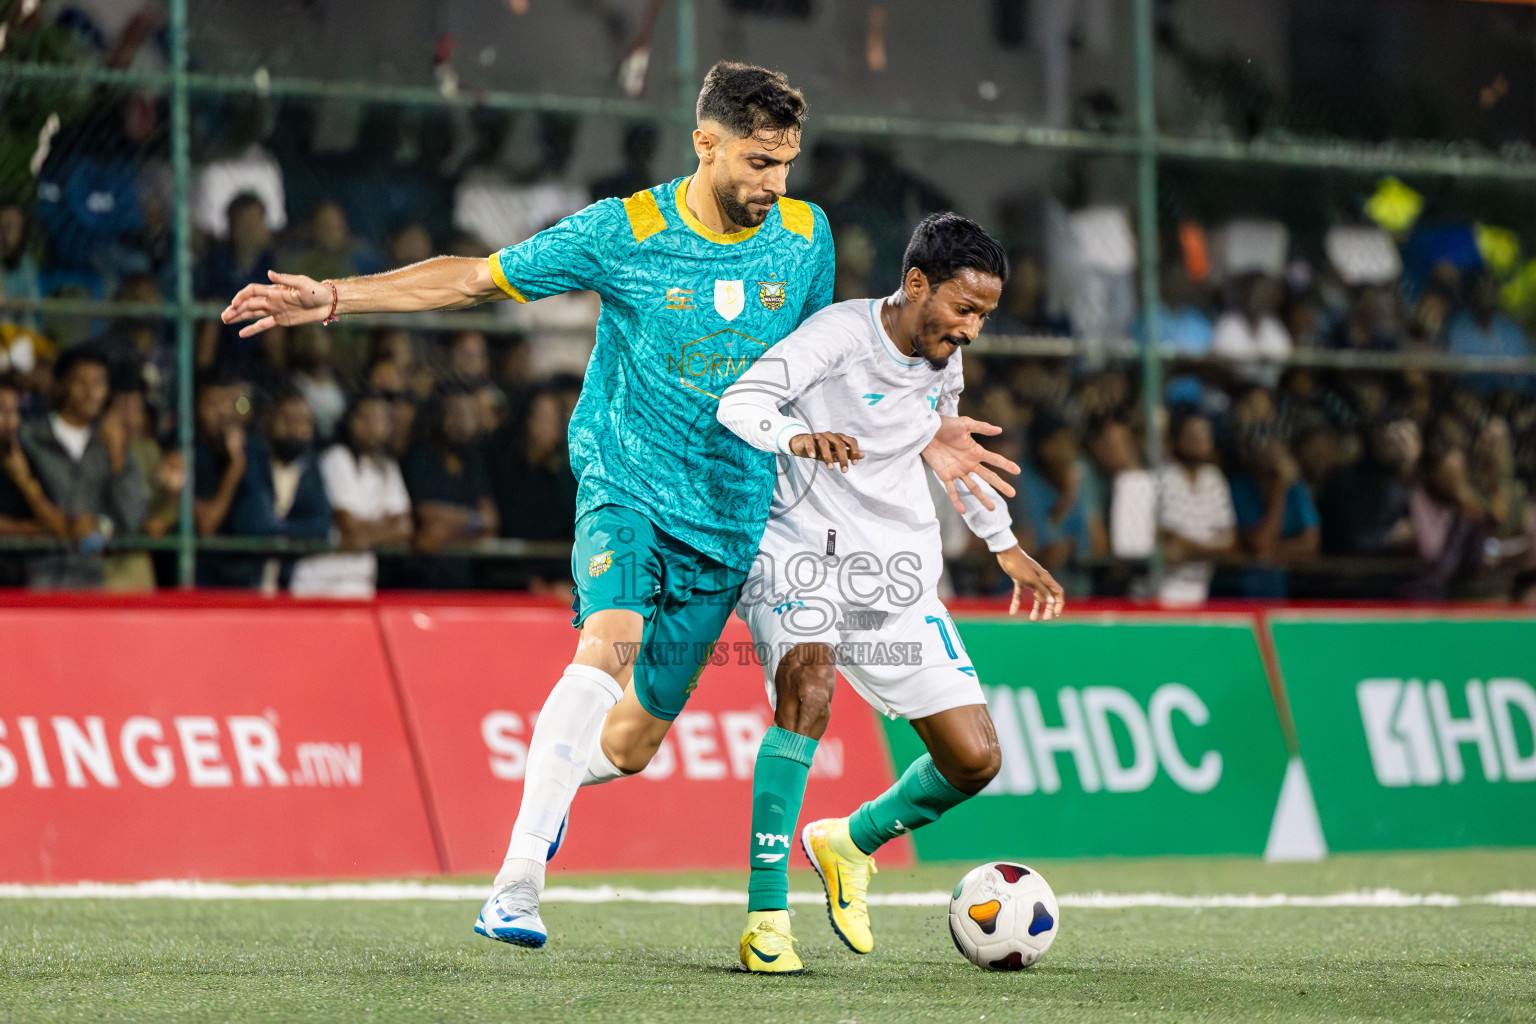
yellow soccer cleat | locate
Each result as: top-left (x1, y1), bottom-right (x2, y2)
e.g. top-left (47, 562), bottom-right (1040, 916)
top-left (739, 910), bottom-right (804, 974)
top-left (800, 818), bottom-right (877, 954)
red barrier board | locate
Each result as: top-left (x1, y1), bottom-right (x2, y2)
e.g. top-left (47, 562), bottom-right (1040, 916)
top-left (379, 605), bottom-right (910, 875)
top-left (0, 608), bottom-right (440, 882)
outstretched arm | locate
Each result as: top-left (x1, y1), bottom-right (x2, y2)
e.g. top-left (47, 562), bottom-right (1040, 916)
top-left (221, 257), bottom-right (508, 338)
top-left (718, 310), bottom-right (865, 470)
top-left (933, 468), bottom-right (1020, 555)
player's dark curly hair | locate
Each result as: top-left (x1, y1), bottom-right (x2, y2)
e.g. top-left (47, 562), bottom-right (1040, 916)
top-left (901, 212), bottom-right (1010, 289)
top-left (695, 61), bottom-right (807, 140)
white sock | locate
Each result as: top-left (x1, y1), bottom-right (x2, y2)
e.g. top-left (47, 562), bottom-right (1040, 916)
top-left (494, 663), bottom-right (623, 891)
top-left (496, 857), bottom-right (546, 894)
top-left (580, 743), bottom-right (628, 787)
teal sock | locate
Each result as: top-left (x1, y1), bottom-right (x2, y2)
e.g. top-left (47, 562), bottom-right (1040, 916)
top-left (848, 754), bottom-right (969, 854)
top-left (747, 726), bottom-right (819, 912)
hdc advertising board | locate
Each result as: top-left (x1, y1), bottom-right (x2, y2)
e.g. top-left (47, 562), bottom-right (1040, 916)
top-left (882, 618), bottom-right (1292, 859)
top-left (1271, 615), bottom-right (1536, 850)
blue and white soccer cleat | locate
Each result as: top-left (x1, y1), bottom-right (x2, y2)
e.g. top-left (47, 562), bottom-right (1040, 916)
top-left (474, 815), bottom-right (566, 947)
top-left (474, 877), bottom-right (548, 948)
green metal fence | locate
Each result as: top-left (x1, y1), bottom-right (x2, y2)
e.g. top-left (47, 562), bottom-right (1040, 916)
top-left (3, 0), bottom-right (1535, 586)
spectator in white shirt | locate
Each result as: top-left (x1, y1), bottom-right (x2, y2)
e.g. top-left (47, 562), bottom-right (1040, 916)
top-left (1212, 273), bottom-right (1292, 388)
top-left (451, 113), bottom-right (587, 253)
top-left (1157, 410), bottom-right (1236, 605)
top-left (1087, 415), bottom-right (1157, 560)
top-left (193, 143), bottom-right (286, 241)
top-left (290, 393), bottom-right (413, 598)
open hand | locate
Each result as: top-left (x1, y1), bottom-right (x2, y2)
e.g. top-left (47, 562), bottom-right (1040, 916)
top-left (221, 271), bottom-right (332, 338)
top-left (922, 416), bottom-right (1020, 515)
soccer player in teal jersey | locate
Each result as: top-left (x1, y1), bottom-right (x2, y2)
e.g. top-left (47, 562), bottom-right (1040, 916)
top-left (223, 62), bottom-right (863, 949)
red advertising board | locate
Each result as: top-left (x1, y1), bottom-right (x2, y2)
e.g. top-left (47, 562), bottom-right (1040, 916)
top-left (0, 608), bottom-right (440, 882)
top-left (378, 605), bottom-right (911, 875)
top-left (7, 594), bottom-right (1535, 883)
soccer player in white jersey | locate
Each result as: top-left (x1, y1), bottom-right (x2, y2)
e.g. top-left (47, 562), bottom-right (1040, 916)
top-left (715, 213), bottom-right (1065, 972)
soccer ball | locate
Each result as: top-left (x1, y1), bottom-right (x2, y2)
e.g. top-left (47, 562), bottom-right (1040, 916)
top-left (947, 861), bottom-right (1059, 971)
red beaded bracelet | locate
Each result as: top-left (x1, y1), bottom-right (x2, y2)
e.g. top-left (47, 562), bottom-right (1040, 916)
top-left (321, 281), bottom-right (340, 325)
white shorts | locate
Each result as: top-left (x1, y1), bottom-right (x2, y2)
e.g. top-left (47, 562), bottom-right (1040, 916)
top-left (735, 593), bottom-right (986, 721)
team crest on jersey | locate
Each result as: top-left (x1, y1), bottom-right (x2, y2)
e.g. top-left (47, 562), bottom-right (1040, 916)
top-left (758, 281), bottom-right (787, 310)
top-left (587, 550), bottom-right (614, 577)
top-left (714, 280), bottom-right (745, 321)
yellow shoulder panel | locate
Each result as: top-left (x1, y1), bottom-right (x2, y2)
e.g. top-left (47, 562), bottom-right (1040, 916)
top-left (623, 189), bottom-right (668, 243)
top-left (777, 197), bottom-right (814, 241)
top-left (486, 254), bottom-right (527, 302)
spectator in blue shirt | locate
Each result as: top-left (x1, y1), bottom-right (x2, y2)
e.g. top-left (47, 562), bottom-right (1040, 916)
top-left (1227, 431), bottom-right (1320, 598)
top-left (194, 193), bottom-right (277, 377)
top-left (1134, 264), bottom-right (1214, 355)
top-left (1014, 412), bottom-right (1103, 594)
top-left (1445, 273), bottom-right (1535, 395)
top-left (1, 203), bottom-right (43, 335)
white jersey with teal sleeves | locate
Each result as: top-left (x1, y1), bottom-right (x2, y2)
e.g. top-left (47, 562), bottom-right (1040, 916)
top-left (488, 175), bottom-right (835, 572)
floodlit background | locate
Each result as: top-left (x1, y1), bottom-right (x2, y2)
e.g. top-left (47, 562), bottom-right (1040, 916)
top-left (3, 0), bottom-right (1535, 601)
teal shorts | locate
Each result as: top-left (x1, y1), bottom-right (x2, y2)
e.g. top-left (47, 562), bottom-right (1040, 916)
top-left (571, 504), bottom-right (748, 721)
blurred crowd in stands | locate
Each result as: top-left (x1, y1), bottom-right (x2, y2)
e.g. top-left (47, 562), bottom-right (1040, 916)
top-left (2, 4), bottom-right (1535, 603)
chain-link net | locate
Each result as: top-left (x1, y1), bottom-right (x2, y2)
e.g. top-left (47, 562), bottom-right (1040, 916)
top-left (2, 0), bottom-right (1534, 602)
top-left (1156, 0), bottom-right (1536, 153)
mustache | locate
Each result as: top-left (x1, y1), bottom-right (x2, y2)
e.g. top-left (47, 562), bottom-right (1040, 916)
top-left (746, 193), bottom-right (779, 206)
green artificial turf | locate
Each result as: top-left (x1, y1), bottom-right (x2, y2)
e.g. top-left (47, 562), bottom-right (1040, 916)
top-left (2, 850), bottom-right (1533, 1023)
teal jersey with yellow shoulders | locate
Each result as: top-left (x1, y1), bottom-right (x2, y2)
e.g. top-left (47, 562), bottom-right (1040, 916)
top-left (489, 175), bottom-right (835, 572)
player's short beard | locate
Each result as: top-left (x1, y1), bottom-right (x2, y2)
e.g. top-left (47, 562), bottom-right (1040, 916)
top-left (915, 342), bottom-right (950, 371)
top-left (714, 176), bottom-right (775, 229)
top-left (915, 314), bottom-right (964, 370)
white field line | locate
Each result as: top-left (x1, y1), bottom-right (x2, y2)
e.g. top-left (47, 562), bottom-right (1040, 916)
top-left (0, 881), bottom-right (1532, 908)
